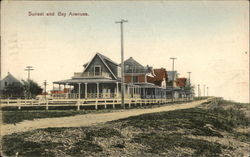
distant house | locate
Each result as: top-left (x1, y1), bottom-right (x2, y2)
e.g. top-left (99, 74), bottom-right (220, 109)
top-left (0, 72), bottom-right (23, 98)
top-left (0, 72), bottom-right (21, 90)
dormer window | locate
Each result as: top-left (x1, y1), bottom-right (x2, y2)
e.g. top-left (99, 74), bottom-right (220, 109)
top-left (94, 65), bottom-right (101, 76)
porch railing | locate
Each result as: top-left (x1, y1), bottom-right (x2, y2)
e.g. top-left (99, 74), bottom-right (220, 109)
top-left (51, 93), bottom-right (141, 99)
top-left (73, 72), bottom-right (111, 78)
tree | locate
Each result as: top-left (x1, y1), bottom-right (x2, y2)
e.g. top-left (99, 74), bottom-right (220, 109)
top-left (22, 80), bottom-right (43, 98)
top-left (184, 85), bottom-right (195, 98)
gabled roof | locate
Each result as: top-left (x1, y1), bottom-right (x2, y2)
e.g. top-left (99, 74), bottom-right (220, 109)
top-left (123, 57), bottom-right (153, 74)
top-left (83, 53), bottom-right (118, 79)
top-left (153, 68), bottom-right (167, 81)
top-left (176, 77), bottom-right (187, 87)
top-left (97, 53), bottom-right (119, 65)
top-left (1, 72), bottom-right (20, 83)
top-left (123, 57), bottom-right (144, 68)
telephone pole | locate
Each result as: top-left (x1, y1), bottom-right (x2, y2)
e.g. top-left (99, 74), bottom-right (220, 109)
top-left (187, 72), bottom-right (191, 99)
top-left (170, 57), bottom-right (177, 101)
top-left (203, 84), bottom-right (206, 97)
top-left (187, 72), bottom-right (191, 86)
top-left (207, 86), bottom-right (209, 96)
top-left (43, 80), bottom-right (48, 99)
top-left (24, 66), bottom-right (34, 98)
top-left (198, 84), bottom-right (200, 97)
top-left (116, 19), bottom-right (128, 109)
top-left (25, 66), bottom-right (34, 80)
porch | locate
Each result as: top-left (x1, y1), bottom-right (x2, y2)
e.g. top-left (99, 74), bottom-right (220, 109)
top-left (52, 78), bottom-right (141, 99)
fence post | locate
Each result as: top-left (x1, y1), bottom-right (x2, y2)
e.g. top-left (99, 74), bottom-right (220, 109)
top-left (18, 99), bottom-right (21, 110)
top-left (128, 99), bottom-right (131, 108)
top-left (7, 98), bottom-right (9, 105)
top-left (104, 99), bottom-right (107, 109)
top-left (112, 99), bottom-right (115, 109)
top-left (46, 99), bottom-right (49, 110)
top-left (95, 100), bottom-right (98, 110)
top-left (31, 99), bottom-right (33, 105)
top-left (76, 100), bottom-right (80, 111)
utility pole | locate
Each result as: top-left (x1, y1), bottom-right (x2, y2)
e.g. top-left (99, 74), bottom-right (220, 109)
top-left (187, 72), bottom-right (191, 99)
top-left (43, 80), bottom-right (48, 99)
top-left (116, 19), bottom-right (128, 109)
top-left (207, 86), bottom-right (209, 96)
top-left (170, 57), bottom-right (177, 101)
top-left (187, 72), bottom-right (191, 86)
top-left (198, 84), bottom-right (200, 98)
top-left (25, 66), bottom-right (34, 98)
top-left (25, 66), bottom-right (34, 81)
top-left (203, 84), bottom-right (206, 97)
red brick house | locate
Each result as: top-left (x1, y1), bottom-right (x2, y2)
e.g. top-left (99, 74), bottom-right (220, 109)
top-left (123, 57), bottom-right (167, 99)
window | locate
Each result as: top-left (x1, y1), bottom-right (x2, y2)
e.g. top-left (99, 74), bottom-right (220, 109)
top-left (132, 76), bottom-right (138, 82)
top-left (125, 65), bottom-right (129, 71)
top-left (5, 82), bottom-right (8, 86)
top-left (94, 66), bottom-right (101, 76)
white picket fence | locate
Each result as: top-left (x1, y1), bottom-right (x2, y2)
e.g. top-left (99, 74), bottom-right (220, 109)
top-left (0, 97), bottom-right (191, 110)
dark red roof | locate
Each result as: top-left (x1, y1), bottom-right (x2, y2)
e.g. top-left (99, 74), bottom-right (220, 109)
top-left (153, 68), bottom-right (167, 81)
top-left (176, 78), bottom-right (187, 87)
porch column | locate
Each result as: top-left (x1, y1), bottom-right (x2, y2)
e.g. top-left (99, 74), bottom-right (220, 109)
top-left (96, 83), bottom-right (99, 98)
top-left (116, 82), bottom-right (119, 98)
top-left (68, 84), bottom-right (71, 94)
top-left (143, 88), bottom-right (145, 98)
top-left (78, 83), bottom-right (81, 99)
top-left (52, 83), bottom-right (55, 98)
top-left (85, 83), bottom-right (88, 99)
top-left (66, 83), bottom-right (69, 99)
top-left (127, 85), bottom-right (129, 96)
top-left (59, 84), bottom-right (61, 91)
top-left (132, 85), bottom-right (134, 98)
top-left (139, 87), bottom-right (141, 97)
top-left (137, 86), bottom-right (139, 96)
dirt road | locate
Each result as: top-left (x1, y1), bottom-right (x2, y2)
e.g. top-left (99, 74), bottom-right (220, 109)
top-left (1, 99), bottom-right (209, 136)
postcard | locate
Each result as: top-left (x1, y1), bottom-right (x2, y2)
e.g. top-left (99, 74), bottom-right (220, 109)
top-left (1, 1), bottom-right (249, 157)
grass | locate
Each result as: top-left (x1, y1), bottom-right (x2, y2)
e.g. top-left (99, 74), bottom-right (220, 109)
top-left (2, 127), bottom-right (122, 156)
top-left (1, 99), bottom-right (250, 156)
top-left (132, 132), bottom-right (223, 156)
top-left (1, 110), bottom-right (113, 124)
top-left (2, 132), bottom-right (62, 156)
top-left (114, 107), bottom-right (249, 136)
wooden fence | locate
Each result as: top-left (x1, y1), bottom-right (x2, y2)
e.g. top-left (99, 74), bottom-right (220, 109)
top-left (0, 97), bottom-right (192, 110)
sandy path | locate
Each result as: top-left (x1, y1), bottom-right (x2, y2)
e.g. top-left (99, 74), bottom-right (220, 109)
top-left (1, 99), bottom-right (209, 136)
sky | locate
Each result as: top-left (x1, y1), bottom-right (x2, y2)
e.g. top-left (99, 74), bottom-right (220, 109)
top-left (1, 1), bottom-right (249, 102)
